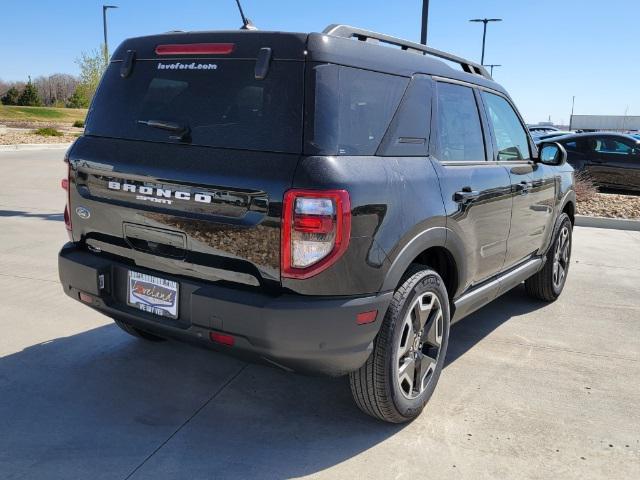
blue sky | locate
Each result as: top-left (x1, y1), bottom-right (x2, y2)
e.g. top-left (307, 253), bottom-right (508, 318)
top-left (1, 0), bottom-right (638, 124)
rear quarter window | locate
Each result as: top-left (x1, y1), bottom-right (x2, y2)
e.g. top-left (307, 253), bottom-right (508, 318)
top-left (306, 65), bottom-right (409, 156)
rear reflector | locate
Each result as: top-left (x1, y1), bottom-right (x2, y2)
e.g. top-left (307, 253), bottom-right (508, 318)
top-left (79, 292), bottom-right (93, 304)
top-left (61, 178), bottom-right (69, 190)
top-left (210, 332), bottom-right (235, 346)
top-left (356, 310), bottom-right (377, 325)
top-left (155, 43), bottom-right (235, 55)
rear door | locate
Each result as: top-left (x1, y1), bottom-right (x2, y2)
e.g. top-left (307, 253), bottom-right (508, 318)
top-left (590, 136), bottom-right (640, 189)
top-left (480, 91), bottom-right (555, 269)
top-left (431, 81), bottom-right (512, 289)
top-left (68, 33), bottom-right (306, 289)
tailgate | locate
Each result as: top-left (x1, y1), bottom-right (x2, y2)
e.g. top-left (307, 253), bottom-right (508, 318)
top-left (69, 137), bottom-right (298, 287)
top-left (68, 32), bottom-right (307, 288)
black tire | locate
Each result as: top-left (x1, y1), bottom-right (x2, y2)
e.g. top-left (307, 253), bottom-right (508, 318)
top-left (525, 213), bottom-right (572, 302)
top-left (349, 265), bottom-right (450, 423)
top-left (113, 318), bottom-right (166, 342)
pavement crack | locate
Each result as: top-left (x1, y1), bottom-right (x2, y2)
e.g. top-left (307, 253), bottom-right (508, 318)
top-left (0, 272), bottom-right (58, 283)
top-left (122, 363), bottom-right (249, 480)
top-left (574, 261), bottom-right (640, 272)
top-left (480, 338), bottom-right (639, 363)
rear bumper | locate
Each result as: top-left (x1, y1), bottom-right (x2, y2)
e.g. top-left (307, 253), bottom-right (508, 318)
top-left (58, 243), bottom-right (392, 376)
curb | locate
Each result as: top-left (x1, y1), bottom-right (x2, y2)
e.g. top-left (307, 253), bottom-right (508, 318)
top-left (0, 143), bottom-right (72, 152)
top-left (575, 215), bottom-right (640, 231)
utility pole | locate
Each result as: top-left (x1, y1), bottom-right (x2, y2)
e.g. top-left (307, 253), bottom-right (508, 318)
top-left (420, 0), bottom-right (430, 45)
top-left (485, 64), bottom-right (501, 76)
top-left (570, 96), bottom-right (575, 130)
top-left (469, 18), bottom-right (502, 65)
top-left (103, 5), bottom-right (118, 63)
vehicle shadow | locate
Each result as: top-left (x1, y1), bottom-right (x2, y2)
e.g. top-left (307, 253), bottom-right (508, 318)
top-left (0, 285), bottom-right (545, 479)
top-left (0, 209), bottom-right (63, 221)
top-left (446, 284), bottom-right (548, 366)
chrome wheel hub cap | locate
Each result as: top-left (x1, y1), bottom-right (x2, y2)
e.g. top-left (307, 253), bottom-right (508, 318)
top-left (396, 292), bottom-right (444, 400)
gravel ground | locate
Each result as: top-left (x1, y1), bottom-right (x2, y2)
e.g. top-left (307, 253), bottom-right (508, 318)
top-left (578, 192), bottom-right (640, 219)
top-left (0, 130), bottom-right (79, 144)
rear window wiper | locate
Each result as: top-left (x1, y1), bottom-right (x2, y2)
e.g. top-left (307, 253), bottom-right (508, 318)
top-left (137, 119), bottom-right (191, 142)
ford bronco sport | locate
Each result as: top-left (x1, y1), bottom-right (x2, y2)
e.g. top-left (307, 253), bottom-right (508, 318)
top-left (59, 25), bottom-right (575, 423)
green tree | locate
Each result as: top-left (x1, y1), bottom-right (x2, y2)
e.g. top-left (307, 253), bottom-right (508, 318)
top-left (66, 85), bottom-right (90, 108)
top-left (1, 87), bottom-right (20, 105)
top-left (75, 47), bottom-right (108, 105)
top-left (17, 78), bottom-right (42, 106)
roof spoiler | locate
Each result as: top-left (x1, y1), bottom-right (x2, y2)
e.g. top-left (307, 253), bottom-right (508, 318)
top-left (322, 24), bottom-right (492, 80)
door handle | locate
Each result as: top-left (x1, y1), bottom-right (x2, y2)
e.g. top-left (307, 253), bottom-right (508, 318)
top-left (453, 188), bottom-right (480, 203)
top-left (515, 181), bottom-right (532, 194)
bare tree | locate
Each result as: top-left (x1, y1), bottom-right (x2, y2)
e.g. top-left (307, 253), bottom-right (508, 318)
top-left (34, 74), bottom-right (79, 106)
top-left (0, 79), bottom-right (26, 97)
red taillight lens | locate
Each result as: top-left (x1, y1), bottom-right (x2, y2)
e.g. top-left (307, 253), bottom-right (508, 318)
top-left (79, 292), bottom-right (93, 304)
top-left (210, 332), bottom-right (235, 346)
top-left (155, 43), bottom-right (235, 55)
top-left (281, 189), bottom-right (351, 279)
top-left (356, 310), bottom-right (378, 325)
top-left (293, 215), bottom-right (334, 234)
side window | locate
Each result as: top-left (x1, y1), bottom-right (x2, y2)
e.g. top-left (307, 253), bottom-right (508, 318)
top-left (482, 92), bottom-right (531, 161)
top-left (593, 138), bottom-right (633, 155)
top-left (435, 82), bottom-right (486, 161)
top-left (309, 65), bottom-right (409, 156)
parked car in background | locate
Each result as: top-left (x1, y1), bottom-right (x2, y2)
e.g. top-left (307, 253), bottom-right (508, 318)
top-left (550, 132), bottom-right (640, 191)
top-left (534, 131), bottom-right (573, 142)
top-left (528, 125), bottom-right (560, 137)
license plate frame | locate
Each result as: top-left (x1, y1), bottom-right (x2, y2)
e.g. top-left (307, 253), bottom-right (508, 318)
top-left (127, 271), bottom-right (179, 319)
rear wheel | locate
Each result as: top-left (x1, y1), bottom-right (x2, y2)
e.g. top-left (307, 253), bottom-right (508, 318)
top-left (113, 318), bottom-right (166, 342)
top-left (525, 213), bottom-right (572, 301)
top-left (349, 265), bottom-right (450, 423)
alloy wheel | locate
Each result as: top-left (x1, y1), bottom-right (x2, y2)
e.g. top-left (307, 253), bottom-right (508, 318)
top-left (396, 291), bottom-right (444, 399)
top-left (553, 225), bottom-right (571, 290)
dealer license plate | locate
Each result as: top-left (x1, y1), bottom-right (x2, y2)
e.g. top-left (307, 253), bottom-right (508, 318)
top-left (127, 271), bottom-right (179, 319)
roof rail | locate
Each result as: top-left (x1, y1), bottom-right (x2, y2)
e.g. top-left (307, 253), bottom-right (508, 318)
top-left (322, 24), bottom-right (492, 80)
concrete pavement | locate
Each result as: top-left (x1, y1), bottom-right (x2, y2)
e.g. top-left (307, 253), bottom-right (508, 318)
top-left (0, 149), bottom-right (639, 479)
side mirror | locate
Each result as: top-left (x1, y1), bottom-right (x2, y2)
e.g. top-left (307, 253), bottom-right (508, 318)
top-left (537, 141), bottom-right (567, 166)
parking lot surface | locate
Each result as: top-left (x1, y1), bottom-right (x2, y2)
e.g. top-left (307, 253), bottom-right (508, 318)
top-left (1, 149), bottom-right (639, 480)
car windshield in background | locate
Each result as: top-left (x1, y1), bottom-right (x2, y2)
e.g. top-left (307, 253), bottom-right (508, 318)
top-left (85, 59), bottom-right (304, 153)
top-left (307, 64), bottom-right (408, 155)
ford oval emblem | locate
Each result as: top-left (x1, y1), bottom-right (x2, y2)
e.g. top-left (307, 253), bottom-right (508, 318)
top-left (75, 206), bottom-right (91, 219)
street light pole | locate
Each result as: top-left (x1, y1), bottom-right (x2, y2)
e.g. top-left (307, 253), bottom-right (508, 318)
top-left (469, 18), bottom-right (502, 65)
top-left (420, 0), bottom-right (430, 45)
top-left (102, 5), bottom-right (118, 63)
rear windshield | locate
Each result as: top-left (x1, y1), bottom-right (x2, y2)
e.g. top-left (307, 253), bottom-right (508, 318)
top-left (306, 64), bottom-right (409, 156)
top-left (85, 59), bottom-right (303, 153)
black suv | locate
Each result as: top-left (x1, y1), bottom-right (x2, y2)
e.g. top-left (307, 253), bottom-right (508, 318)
top-left (58, 25), bottom-right (576, 423)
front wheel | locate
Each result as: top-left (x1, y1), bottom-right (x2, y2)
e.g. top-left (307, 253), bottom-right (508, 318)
top-left (349, 265), bottom-right (450, 423)
top-left (525, 213), bottom-right (572, 301)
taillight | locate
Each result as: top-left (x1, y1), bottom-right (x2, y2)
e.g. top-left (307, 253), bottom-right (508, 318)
top-left (155, 43), bottom-right (235, 55)
top-left (62, 157), bottom-right (72, 239)
top-left (281, 189), bottom-right (351, 279)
